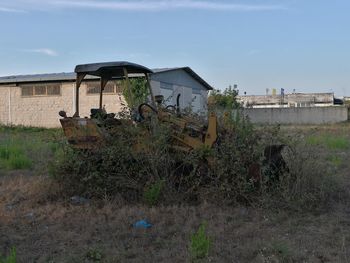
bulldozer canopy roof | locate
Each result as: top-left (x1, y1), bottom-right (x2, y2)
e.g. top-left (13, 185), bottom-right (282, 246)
top-left (74, 61), bottom-right (153, 78)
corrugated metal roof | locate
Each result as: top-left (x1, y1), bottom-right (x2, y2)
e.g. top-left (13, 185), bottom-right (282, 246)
top-left (152, 67), bottom-right (213, 90)
top-left (0, 72), bottom-right (98, 84)
top-left (0, 67), bottom-right (213, 90)
top-left (0, 72), bottom-right (76, 83)
top-left (152, 68), bottom-right (181, 73)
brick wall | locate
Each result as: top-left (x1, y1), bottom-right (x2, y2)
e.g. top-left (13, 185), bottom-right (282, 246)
top-left (0, 86), bottom-right (10, 125)
top-left (0, 83), bottom-right (126, 128)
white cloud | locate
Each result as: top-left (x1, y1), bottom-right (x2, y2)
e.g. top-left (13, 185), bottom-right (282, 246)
top-left (2, 0), bottom-right (287, 12)
top-left (23, 48), bottom-right (59, 56)
top-left (0, 6), bottom-right (25, 13)
top-left (51, 0), bottom-right (286, 11)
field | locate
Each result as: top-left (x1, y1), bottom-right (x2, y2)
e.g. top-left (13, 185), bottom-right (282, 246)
top-left (1, 124), bottom-right (350, 262)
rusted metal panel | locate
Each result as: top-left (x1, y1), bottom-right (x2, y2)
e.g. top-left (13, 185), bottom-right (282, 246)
top-left (60, 118), bottom-right (104, 149)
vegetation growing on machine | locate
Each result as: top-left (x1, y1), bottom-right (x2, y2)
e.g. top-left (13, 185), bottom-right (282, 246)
top-left (52, 112), bottom-right (345, 210)
top-left (54, 61), bottom-right (346, 210)
top-left (122, 77), bottom-right (150, 109)
top-left (59, 61), bottom-right (219, 153)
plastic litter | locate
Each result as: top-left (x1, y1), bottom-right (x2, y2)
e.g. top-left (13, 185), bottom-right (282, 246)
top-left (70, 196), bottom-right (90, 205)
top-left (133, 220), bottom-right (152, 229)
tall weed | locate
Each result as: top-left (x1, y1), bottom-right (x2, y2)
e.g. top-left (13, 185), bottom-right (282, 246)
top-left (190, 223), bottom-right (211, 260)
top-left (144, 179), bottom-right (165, 206)
top-left (265, 142), bottom-right (345, 211)
top-left (0, 247), bottom-right (16, 263)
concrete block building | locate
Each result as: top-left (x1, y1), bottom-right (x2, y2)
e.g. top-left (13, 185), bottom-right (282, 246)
top-left (238, 93), bottom-right (335, 108)
top-left (0, 67), bottom-right (213, 128)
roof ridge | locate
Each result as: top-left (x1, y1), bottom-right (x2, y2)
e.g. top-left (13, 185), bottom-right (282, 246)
top-left (0, 67), bottom-right (214, 90)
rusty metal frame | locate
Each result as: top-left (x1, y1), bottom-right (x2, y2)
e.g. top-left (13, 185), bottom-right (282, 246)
top-left (73, 73), bottom-right (86, 117)
top-left (123, 67), bottom-right (134, 109)
top-left (145, 73), bottom-right (156, 107)
top-left (99, 77), bottom-right (109, 109)
top-left (72, 62), bottom-right (154, 117)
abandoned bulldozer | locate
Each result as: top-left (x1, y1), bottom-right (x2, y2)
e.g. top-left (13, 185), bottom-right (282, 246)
top-left (59, 61), bottom-right (218, 152)
top-left (59, 61), bottom-right (287, 187)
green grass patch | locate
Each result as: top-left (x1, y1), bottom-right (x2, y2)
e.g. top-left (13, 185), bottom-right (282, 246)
top-left (144, 179), bottom-right (165, 206)
top-left (0, 125), bottom-right (64, 172)
top-left (0, 144), bottom-right (32, 170)
top-left (306, 136), bottom-right (322, 146)
top-left (259, 241), bottom-right (294, 262)
top-left (270, 241), bottom-right (292, 259)
top-left (0, 125), bottom-right (47, 133)
top-left (328, 155), bottom-right (343, 167)
top-left (307, 135), bottom-right (349, 150)
top-left (0, 145), bottom-right (22, 160)
top-left (0, 247), bottom-right (16, 263)
top-left (7, 154), bottom-right (32, 170)
top-left (85, 248), bottom-right (103, 263)
top-left (190, 223), bottom-right (211, 260)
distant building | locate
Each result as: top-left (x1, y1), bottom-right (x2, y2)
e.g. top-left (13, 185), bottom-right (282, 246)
top-left (238, 93), bottom-right (335, 108)
top-left (0, 67), bottom-right (213, 128)
top-left (150, 67), bottom-right (212, 113)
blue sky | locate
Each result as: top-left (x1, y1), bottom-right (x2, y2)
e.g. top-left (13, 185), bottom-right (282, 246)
top-left (0, 0), bottom-right (349, 96)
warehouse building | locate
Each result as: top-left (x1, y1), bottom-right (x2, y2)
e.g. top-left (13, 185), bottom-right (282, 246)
top-left (238, 93), bottom-right (335, 108)
top-left (0, 67), bottom-right (213, 128)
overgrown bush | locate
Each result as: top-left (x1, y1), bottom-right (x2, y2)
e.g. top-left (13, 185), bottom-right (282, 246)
top-left (52, 124), bottom-right (176, 201)
top-left (52, 113), bottom-right (265, 204)
top-left (51, 111), bottom-right (345, 210)
top-left (265, 141), bottom-right (345, 211)
top-left (205, 113), bottom-right (264, 204)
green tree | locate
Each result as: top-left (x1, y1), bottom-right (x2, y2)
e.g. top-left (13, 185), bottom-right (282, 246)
top-left (122, 77), bottom-right (150, 108)
top-left (208, 85), bottom-right (240, 110)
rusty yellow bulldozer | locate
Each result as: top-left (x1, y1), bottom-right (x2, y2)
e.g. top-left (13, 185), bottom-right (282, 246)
top-left (59, 61), bottom-right (218, 153)
top-left (59, 61), bottom-right (287, 184)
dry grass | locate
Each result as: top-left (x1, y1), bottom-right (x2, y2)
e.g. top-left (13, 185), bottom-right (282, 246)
top-left (1, 124), bottom-right (350, 262)
top-left (0, 174), bottom-right (350, 263)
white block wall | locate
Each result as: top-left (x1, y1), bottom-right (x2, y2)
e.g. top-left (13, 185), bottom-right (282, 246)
top-left (0, 83), bottom-right (126, 128)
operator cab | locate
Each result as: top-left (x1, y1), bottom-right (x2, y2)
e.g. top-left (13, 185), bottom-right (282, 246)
top-left (59, 61), bottom-right (154, 149)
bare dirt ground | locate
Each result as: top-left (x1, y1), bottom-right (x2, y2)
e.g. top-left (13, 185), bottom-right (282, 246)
top-left (1, 125), bottom-right (350, 262)
top-left (1, 174), bottom-right (350, 263)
